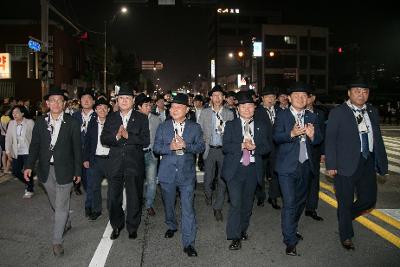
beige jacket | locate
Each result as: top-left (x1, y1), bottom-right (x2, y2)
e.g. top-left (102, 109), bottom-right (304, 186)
top-left (5, 118), bottom-right (34, 158)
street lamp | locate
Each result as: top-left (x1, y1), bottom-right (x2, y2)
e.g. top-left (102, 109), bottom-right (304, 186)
top-left (104, 6), bottom-right (128, 94)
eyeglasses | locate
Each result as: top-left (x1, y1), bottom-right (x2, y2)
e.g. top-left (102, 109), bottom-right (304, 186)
top-left (48, 99), bottom-right (64, 104)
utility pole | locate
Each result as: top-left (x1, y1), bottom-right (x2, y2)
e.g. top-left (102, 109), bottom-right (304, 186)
top-left (104, 20), bottom-right (107, 94)
top-left (40, 0), bottom-right (49, 99)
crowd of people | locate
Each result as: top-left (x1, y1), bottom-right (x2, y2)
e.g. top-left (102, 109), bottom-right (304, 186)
top-left (0, 77), bottom-right (388, 259)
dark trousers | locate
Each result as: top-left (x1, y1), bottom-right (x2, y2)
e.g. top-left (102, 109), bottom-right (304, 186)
top-left (305, 163), bottom-right (320, 211)
top-left (160, 181), bottom-right (197, 248)
top-left (226, 163), bottom-right (258, 240)
top-left (278, 161), bottom-right (311, 246)
top-left (256, 157), bottom-right (281, 201)
top-left (108, 163), bottom-right (144, 234)
top-left (12, 155), bottom-right (33, 192)
top-left (334, 154), bottom-right (377, 242)
top-left (204, 148), bottom-right (226, 210)
top-left (88, 157), bottom-right (109, 214)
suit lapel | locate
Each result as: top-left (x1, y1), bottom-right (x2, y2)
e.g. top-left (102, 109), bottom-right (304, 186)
top-left (53, 117), bottom-right (67, 149)
top-left (182, 120), bottom-right (190, 141)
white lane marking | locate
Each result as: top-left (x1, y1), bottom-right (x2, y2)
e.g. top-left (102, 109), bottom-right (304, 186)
top-left (389, 164), bottom-right (400, 174)
top-left (378, 209), bottom-right (400, 221)
top-left (388, 156), bottom-right (400, 165)
top-left (383, 140), bottom-right (400, 146)
top-left (386, 148), bottom-right (400, 157)
top-left (89, 189), bottom-right (126, 267)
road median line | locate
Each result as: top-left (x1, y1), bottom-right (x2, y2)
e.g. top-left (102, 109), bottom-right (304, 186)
top-left (319, 191), bottom-right (400, 248)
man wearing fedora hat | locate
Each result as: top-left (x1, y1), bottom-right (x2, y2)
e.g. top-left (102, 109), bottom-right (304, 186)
top-left (24, 87), bottom-right (82, 256)
top-left (222, 90), bottom-right (270, 251)
top-left (254, 86), bottom-right (281, 209)
top-left (135, 93), bottom-right (162, 217)
top-left (83, 97), bottom-right (112, 221)
top-left (273, 81), bottom-right (322, 256)
top-left (154, 93), bottom-right (205, 257)
top-left (325, 77), bottom-right (388, 250)
top-left (101, 86), bottom-right (150, 240)
top-left (198, 85), bottom-right (234, 221)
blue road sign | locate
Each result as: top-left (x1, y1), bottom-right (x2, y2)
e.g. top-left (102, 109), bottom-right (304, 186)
top-left (28, 39), bottom-right (41, 52)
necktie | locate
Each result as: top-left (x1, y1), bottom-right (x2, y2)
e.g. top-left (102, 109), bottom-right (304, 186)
top-left (361, 132), bottom-right (369, 159)
top-left (297, 113), bottom-right (308, 163)
top-left (241, 120), bottom-right (251, 166)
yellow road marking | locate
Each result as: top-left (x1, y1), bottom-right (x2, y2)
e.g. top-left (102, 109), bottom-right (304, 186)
top-left (319, 191), bottom-right (400, 248)
top-left (319, 181), bottom-right (400, 230)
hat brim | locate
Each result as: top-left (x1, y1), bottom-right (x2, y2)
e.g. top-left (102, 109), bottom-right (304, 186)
top-left (44, 93), bottom-right (68, 101)
top-left (171, 101), bottom-right (190, 107)
top-left (237, 100), bottom-right (256, 105)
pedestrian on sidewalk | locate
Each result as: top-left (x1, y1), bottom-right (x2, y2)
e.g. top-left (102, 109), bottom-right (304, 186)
top-left (24, 87), bottom-right (82, 257)
top-left (5, 105), bottom-right (35, 198)
top-left (1, 106), bottom-right (12, 174)
top-left (154, 93), bottom-right (205, 257)
top-left (222, 90), bottom-right (270, 251)
top-left (101, 86), bottom-right (149, 241)
top-left (83, 98), bottom-right (112, 222)
top-left (325, 77), bottom-right (388, 250)
top-left (135, 93), bottom-right (161, 217)
top-left (273, 82), bottom-right (322, 256)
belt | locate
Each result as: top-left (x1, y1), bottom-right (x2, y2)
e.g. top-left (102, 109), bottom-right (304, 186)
top-left (209, 145), bottom-right (222, 149)
top-left (143, 148), bottom-right (152, 153)
top-left (95, 155), bottom-right (109, 159)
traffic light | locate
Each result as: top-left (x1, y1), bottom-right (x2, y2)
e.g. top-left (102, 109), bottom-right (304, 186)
top-left (39, 52), bottom-right (48, 81)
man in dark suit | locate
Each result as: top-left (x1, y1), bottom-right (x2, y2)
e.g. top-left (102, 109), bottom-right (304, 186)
top-left (72, 88), bottom-right (97, 217)
top-left (222, 91), bottom-right (270, 251)
top-left (101, 86), bottom-right (150, 240)
top-left (273, 82), bottom-right (322, 256)
top-left (304, 92), bottom-right (326, 221)
top-left (24, 87), bottom-right (82, 257)
top-left (325, 78), bottom-right (388, 250)
top-left (83, 98), bottom-right (111, 221)
top-left (254, 86), bottom-right (281, 209)
top-left (154, 93), bottom-right (205, 257)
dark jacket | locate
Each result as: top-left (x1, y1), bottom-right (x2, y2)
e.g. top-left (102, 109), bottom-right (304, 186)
top-left (325, 103), bottom-right (388, 176)
top-left (25, 113), bottom-right (82, 185)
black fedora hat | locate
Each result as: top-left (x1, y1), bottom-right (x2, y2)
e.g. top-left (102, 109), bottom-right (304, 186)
top-left (226, 91), bottom-right (236, 98)
top-left (260, 85), bottom-right (277, 96)
top-left (171, 93), bottom-right (190, 106)
top-left (93, 97), bottom-right (111, 110)
top-left (208, 85), bottom-right (225, 97)
top-left (287, 81), bottom-right (311, 95)
top-left (236, 91), bottom-right (255, 105)
top-left (347, 76), bottom-right (370, 89)
top-left (44, 86), bottom-right (68, 101)
top-left (78, 87), bottom-right (95, 99)
top-left (135, 93), bottom-right (152, 108)
top-left (117, 85), bottom-right (134, 96)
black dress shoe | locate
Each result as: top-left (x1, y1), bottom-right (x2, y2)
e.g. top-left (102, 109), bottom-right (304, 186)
top-left (228, 240), bottom-right (241, 250)
top-left (85, 208), bottom-right (92, 218)
top-left (305, 210), bottom-right (324, 221)
top-left (286, 245), bottom-right (297, 256)
top-left (267, 198), bottom-right (281, 210)
top-left (240, 232), bottom-right (248, 240)
top-left (129, 231), bottom-right (138, 239)
top-left (164, 229), bottom-right (177, 238)
top-left (342, 239), bottom-right (355, 250)
top-left (257, 199), bottom-right (265, 207)
top-left (296, 232), bottom-right (303, 241)
top-left (110, 227), bottom-right (123, 240)
top-left (88, 212), bottom-right (102, 221)
top-left (183, 245), bottom-right (198, 257)
top-left (214, 209), bottom-right (223, 221)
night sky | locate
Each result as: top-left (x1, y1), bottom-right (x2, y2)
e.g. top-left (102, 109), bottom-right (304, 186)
top-left (3, 0), bottom-right (400, 90)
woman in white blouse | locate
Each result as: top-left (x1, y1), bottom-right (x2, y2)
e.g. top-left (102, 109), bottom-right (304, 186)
top-left (5, 105), bottom-right (35, 198)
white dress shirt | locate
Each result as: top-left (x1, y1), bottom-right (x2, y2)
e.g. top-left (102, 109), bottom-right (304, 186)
top-left (95, 119), bottom-right (110, 156)
top-left (48, 112), bottom-right (64, 163)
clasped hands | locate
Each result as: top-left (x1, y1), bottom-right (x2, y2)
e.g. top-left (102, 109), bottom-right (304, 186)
top-left (116, 125), bottom-right (129, 140)
top-left (170, 135), bottom-right (186, 151)
top-left (290, 123), bottom-right (314, 140)
top-left (242, 138), bottom-right (256, 151)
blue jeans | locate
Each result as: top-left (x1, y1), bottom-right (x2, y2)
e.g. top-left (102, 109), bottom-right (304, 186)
top-left (144, 151), bottom-right (158, 209)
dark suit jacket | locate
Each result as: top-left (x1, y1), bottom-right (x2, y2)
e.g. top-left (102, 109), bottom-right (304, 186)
top-left (101, 110), bottom-right (150, 178)
top-left (72, 110), bottom-right (97, 150)
top-left (25, 113), bottom-right (82, 185)
top-left (221, 117), bottom-right (270, 184)
top-left (273, 109), bottom-right (322, 175)
top-left (254, 105), bottom-right (276, 177)
top-left (83, 117), bottom-right (110, 165)
top-left (310, 107), bottom-right (327, 174)
top-left (325, 103), bottom-right (388, 176)
top-left (153, 119), bottom-right (205, 185)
